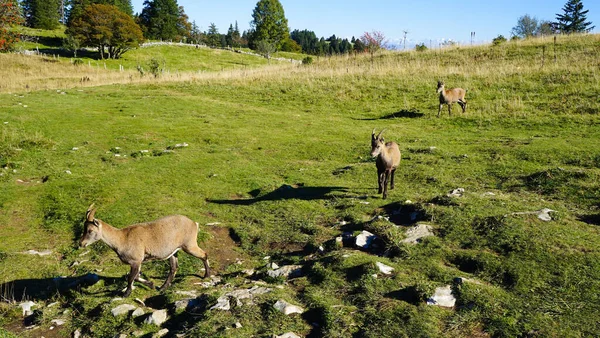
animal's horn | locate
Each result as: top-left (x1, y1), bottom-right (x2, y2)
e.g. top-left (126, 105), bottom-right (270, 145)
top-left (377, 129), bottom-right (385, 139)
top-left (372, 128), bottom-right (377, 139)
top-left (86, 203), bottom-right (96, 221)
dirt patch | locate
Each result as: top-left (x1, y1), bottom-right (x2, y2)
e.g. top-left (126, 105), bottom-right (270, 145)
top-left (203, 226), bottom-right (247, 274)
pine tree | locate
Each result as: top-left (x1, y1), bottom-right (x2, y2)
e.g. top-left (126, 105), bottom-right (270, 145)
top-left (205, 23), bottom-right (220, 47)
top-left (554, 0), bottom-right (595, 33)
top-left (249, 0), bottom-right (289, 50)
top-left (22, 0), bottom-right (60, 29)
top-left (139, 0), bottom-right (180, 40)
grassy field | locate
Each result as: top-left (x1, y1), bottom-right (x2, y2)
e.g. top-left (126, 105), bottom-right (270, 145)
top-left (0, 33), bottom-right (599, 337)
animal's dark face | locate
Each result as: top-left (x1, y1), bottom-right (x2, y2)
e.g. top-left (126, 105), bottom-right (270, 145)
top-left (437, 81), bottom-right (444, 93)
top-left (371, 135), bottom-right (384, 158)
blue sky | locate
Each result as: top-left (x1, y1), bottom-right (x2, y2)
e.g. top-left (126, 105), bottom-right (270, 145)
top-left (131, 0), bottom-right (599, 46)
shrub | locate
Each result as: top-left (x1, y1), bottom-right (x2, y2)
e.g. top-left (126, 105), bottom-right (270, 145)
top-left (415, 43), bottom-right (428, 52)
top-left (492, 35), bottom-right (507, 46)
top-left (302, 56), bottom-right (313, 65)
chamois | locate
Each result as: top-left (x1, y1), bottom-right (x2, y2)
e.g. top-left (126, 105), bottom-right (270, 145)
top-left (371, 129), bottom-right (401, 199)
top-left (437, 80), bottom-right (467, 117)
top-left (79, 204), bottom-right (210, 297)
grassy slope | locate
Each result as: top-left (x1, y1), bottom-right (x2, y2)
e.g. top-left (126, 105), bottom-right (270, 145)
top-left (0, 34), bottom-right (599, 337)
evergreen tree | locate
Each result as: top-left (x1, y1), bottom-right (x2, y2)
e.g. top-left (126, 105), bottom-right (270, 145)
top-left (22, 0), bottom-right (60, 29)
top-left (554, 0), bottom-right (594, 33)
top-left (205, 22), bottom-right (220, 47)
top-left (139, 0), bottom-right (180, 40)
top-left (249, 0), bottom-right (289, 50)
top-left (225, 23), bottom-right (234, 47)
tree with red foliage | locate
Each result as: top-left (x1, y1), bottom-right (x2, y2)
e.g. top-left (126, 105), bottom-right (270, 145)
top-left (360, 31), bottom-right (388, 59)
top-left (0, 0), bottom-right (24, 52)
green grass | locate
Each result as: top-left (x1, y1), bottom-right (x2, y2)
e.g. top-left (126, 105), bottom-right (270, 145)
top-left (1, 34), bottom-right (600, 337)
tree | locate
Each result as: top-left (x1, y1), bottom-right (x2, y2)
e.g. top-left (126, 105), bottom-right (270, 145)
top-left (68, 0), bottom-right (133, 24)
top-left (139, 0), bottom-right (180, 40)
top-left (0, 0), bottom-right (24, 52)
top-left (536, 20), bottom-right (557, 36)
top-left (360, 31), bottom-right (387, 59)
top-left (255, 39), bottom-right (276, 61)
top-left (176, 5), bottom-right (191, 42)
top-left (22, 0), bottom-right (60, 29)
top-left (205, 23), bottom-right (220, 47)
top-left (512, 14), bottom-right (539, 38)
top-left (66, 4), bottom-right (144, 59)
top-left (554, 0), bottom-right (595, 33)
top-left (249, 0), bottom-right (289, 50)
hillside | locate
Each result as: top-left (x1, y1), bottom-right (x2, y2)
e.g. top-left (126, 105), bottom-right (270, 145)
top-left (0, 34), bottom-right (599, 337)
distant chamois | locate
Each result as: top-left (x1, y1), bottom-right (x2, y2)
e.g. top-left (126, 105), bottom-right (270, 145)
top-left (437, 80), bottom-right (467, 117)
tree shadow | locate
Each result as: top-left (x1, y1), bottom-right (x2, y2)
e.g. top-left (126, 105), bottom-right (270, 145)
top-left (207, 184), bottom-right (349, 205)
top-left (354, 109), bottom-right (425, 120)
top-left (578, 214), bottom-right (600, 226)
top-left (0, 273), bottom-right (120, 302)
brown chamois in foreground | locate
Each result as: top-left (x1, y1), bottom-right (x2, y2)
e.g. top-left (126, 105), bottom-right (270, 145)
top-left (371, 129), bottom-right (401, 199)
top-left (437, 80), bottom-right (467, 117)
top-left (79, 204), bottom-right (210, 297)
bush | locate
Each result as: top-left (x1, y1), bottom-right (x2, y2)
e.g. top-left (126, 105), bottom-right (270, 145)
top-left (492, 35), bottom-right (507, 46)
top-left (302, 56), bottom-right (313, 65)
top-left (148, 58), bottom-right (164, 78)
top-left (415, 43), bottom-right (428, 52)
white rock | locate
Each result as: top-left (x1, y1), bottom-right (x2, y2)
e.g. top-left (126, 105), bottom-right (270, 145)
top-left (426, 286), bottom-right (456, 308)
top-left (65, 170), bottom-right (72, 174)
top-left (268, 262), bottom-right (280, 270)
top-left (242, 269), bottom-right (255, 276)
top-left (195, 275), bottom-right (221, 288)
top-left (402, 224), bottom-right (434, 244)
top-left (205, 222), bottom-right (221, 226)
top-left (273, 299), bottom-right (304, 315)
top-left (132, 308), bottom-right (145, 318)
top-left (233, 322), bottom-right (242, 329)
top-left (144, 309), bottom-right (168, 326)
top-left (275, 333), bottom-right (302, 338)
top-left (111, 304), bottom-right (136, 317)
top-left (375, 262), bottom-right (394, 275)
top-left (507, 208), bottom-right (556, 222)
top-left (447, 188), bottom-right (465, 197)
top-left (73, 329), bottom-right (81, 338)
top-left (267, 265), bottom-right (302, 278)
top-left (210, 297), bottom-right (230, 311)
top-left (51, 319), bottom-right (65, 326)
top-left (153, 328), bottom-right (169, 338)
top-left (355, 230), bottom-right (376, 249)
top-left (19, 301), bottom-right (36, 316)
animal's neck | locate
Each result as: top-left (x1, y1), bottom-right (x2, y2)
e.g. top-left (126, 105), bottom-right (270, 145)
top-left (99, 220), bottom-right (124, 251)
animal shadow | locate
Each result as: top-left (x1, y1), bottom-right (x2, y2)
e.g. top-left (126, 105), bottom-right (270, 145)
top-left (355, 109), bottom-right (424, 120)
top-left (207, 184), bottom-right (349, 205)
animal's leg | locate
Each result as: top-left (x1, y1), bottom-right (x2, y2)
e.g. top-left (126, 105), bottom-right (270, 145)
top-left (448, 103), bottom-right (452, 116)
top-left (123, 263), bottom-right (141, 297)
top-left (438, 104), bottom-right (443, 118)
top-left (159, 255), bottom-right (178, 291)
top-left (462, 100), bottom-right (467, 112)
top-left (382, 170), bottom-right (391, 199)
top-left (390, 169), bottom-right (397, 190)
top-left (135, 269), bottom-right (154, 289)
top-left (377, 170), bottom-right (384, 194)
top-left (183, 244), bottom-right (210, 278)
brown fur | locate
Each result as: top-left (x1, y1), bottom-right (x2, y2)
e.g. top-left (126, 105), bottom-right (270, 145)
top-left (437, 80), bottom-right (467, 117)
top-left (79, 204), bottom-right (210, 297)
top-left (371, 129), bottom-right (401, 199)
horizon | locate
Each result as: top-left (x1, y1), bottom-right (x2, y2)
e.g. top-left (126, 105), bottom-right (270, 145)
top-left (131, 0), bottom-right (600, 47)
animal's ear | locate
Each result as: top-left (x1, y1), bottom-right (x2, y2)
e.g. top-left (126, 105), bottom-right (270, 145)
top-left (86, 204), bottom-right (96, 221)
top-left (93, 219), bottom-right (101, 228)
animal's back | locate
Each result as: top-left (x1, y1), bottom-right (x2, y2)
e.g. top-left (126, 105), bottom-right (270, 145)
top-left (126, 215), bottom-right (198, 259)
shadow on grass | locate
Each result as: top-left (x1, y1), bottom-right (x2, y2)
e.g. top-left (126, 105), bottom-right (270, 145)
top-left (207, 184), bottom-right (349, 205)
top-left (380, 201), bottom-right (430, 226)
top-left (579, 214), bottom-right (600, 226)
top-left (354, 109), bottom-right (425, 120)
top-left (0, 273), bottom-right (120, 302)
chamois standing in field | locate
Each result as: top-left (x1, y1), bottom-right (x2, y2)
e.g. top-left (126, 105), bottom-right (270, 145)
top-left (437, 80), bottom-right (467, 117)
top-left (79, 204), bottom-right (210, 297)
top-left (371, 129), bottom-right (401, 199)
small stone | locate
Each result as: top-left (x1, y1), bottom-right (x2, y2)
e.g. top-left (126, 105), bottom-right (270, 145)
top-left (73, 329), bottom-right (81, 338)
top-left (242, 269), bottom-right (255, 276)
top-left (51, 319), bottom-right (65, 326)
top-left (153, 329), bottom-right (169, 338)
top-left (233, 322), bottom-right (242, 329)
top-left (144, 309), bottom-right (168, 326)
top-left (132, 308), bottom-right (145, 318)
top-left (355, 230), bottom-right (376, 249)
top-left (402, 224), bottom-right (434, 244)
top-left (375, 262), bottom-right (394, 275)
top-left (210, 297), bottom-right (230, 311)
top-left (205, 222), bottom-right (221, 226)
top-left (23, 249), bottom-right (53, 256)
top-left (273, 299), bottom-right (304, 315)
top-left (65, 170), bottom-right (72, 174)
top-left (268, 262), bottom-right (280, 270)
top-left (447, 188), bottom-right (465, 198)
top-left (427, 286), bottom-right (456, 308)
top-left (267, 265), bottom-right (302, 279)
top-left (111, 304), bottom-right (136, 317)
top-left (274, 333), bottom-right (301, 338)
